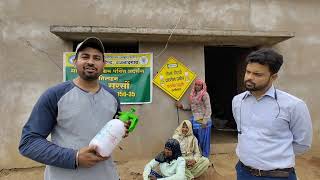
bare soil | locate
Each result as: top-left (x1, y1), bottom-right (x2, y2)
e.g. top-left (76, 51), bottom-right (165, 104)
top-left (1, 152), bottom-right (320, 180)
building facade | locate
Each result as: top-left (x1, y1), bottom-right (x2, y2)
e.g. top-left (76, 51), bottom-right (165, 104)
top-left (0, 0), bottom-right (319, 171)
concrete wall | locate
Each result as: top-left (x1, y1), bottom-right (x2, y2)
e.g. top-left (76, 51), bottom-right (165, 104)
top-left (1, 0), bottom-right (319, 170)
top-left (113, 42), bottom-right (205, 161)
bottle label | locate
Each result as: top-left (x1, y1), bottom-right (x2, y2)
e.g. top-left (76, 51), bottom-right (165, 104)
top-left (94, 123), bottom-right (120, 146)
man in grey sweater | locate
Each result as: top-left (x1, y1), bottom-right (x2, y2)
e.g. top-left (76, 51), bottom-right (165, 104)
top-left (19, 37), bottom-right (129, 180)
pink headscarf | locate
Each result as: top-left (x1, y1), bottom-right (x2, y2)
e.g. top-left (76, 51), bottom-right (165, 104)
top-left (189, 78), bottom-right (207, 103)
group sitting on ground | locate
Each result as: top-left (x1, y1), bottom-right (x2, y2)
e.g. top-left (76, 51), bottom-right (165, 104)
top-left (143, 120), bottom-right (210, 180)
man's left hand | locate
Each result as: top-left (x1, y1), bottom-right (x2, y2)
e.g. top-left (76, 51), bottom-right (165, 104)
top-left (123, 121), bottom-right (131, 138)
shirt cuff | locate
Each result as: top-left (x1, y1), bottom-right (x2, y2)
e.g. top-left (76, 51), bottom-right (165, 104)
top-left (293, 143), bottom-right (310, 155)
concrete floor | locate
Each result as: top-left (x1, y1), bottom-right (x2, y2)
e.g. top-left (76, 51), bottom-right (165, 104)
top-left (212, 129), bottom-right (238, 144)
top-left (211, 128), bottom-right (238, 155)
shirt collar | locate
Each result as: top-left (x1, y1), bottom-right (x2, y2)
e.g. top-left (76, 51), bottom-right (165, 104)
top-left (264, 85), bottom-right (276, 99)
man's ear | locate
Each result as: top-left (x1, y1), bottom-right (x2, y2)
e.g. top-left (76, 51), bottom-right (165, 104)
top-left (271, 73), bottom-right (278, 81)
top-left (73, 58), bottom-right (77, 66)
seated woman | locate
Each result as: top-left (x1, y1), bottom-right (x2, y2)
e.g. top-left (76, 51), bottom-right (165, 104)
top-left (173, 120), bottom-right (210, 179)
top-left (143, 138), bottom-right (186, 180)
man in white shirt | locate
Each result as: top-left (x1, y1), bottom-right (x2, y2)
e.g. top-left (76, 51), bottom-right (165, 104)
top-left (232, 48), bottom-right (312, 180)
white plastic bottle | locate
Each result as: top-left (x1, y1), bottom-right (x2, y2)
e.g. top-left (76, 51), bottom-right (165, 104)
top-left (89, 119), bottom-right (125, 157)
top-left (89, 108), bottom-right (138, 157)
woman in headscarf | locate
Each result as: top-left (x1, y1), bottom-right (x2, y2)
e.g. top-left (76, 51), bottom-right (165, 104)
top-left (143, 138), bottom-right (186, 180)
top-left (173, 120), bottom-right (210, 179)
top-left (175, 78), bottom-right (212, 157)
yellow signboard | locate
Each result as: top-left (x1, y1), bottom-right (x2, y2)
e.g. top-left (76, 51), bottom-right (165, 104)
top-left (153, 57), bottom-right (197, 100)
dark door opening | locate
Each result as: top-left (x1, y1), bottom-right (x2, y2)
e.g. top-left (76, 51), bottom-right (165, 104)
top-left (205, 47), bottom-right (251, 143)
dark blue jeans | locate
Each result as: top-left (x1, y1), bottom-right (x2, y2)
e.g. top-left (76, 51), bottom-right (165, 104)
top-left (236, 161), bottom-right (297, 180)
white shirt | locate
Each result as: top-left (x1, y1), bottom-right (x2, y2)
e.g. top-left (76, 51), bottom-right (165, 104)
top-left (232, 85), bottom-right (312, 170)
top-left (143, 157), bottom-right (186, 180)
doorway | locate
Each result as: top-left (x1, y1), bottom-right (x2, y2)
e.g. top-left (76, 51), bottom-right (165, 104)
top-left (205, 47), bottom-right (252, 144)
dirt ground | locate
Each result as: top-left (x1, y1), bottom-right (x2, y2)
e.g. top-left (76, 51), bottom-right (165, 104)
top-left (1, 151), bottom-right (320, 180)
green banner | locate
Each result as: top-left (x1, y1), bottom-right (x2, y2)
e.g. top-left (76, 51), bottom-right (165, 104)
top-left (63, 52), bottom-right (152, 104)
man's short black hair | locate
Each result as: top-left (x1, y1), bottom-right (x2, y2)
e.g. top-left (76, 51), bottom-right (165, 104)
top-left (246, 48), bottom-right (283, 74)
